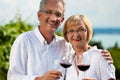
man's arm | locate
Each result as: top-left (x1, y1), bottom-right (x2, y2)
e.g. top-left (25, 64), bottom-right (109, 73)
top-left (101, 50), bottom-right (113, 64)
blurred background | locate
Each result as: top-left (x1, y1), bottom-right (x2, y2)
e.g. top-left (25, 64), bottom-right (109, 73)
top-left (0, 0), bottom-right (120, 48)
top-left (0, 0), bottom-right (120, 80)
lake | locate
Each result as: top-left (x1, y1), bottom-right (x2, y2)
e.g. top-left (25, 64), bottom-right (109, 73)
top-left (92, 34), bottom-right (120, 49)
top-left (92, 28), bottom-right (120, 49)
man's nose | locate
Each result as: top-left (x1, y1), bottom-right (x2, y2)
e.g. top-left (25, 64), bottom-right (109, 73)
top-left (50, 13), bottom-right (60, 20)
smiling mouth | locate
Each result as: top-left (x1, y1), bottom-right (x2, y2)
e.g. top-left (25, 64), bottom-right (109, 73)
top-left (49, 24), bottom-right (57, 29)
top-left (48, 21), bottom-right (56, 27)
top-left (73, 38), bottom-right (82, 41)
top-left (48, 19), bottom-right (59, 26)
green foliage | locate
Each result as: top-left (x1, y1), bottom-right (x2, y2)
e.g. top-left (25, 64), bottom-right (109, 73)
top-left (108, 42), bottom-right (120, 79)
top-left (55, 31), bottom-right (62, 36)
top-left (89, 40), bottom-right (104, 49)
top-left (0, 17), bottom-right (33, 80)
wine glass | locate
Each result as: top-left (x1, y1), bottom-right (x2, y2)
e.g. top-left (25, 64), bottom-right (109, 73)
top-left (60, 54), bottom-right (74, 80)
top-left (76, 54), bottom-right (90, 79)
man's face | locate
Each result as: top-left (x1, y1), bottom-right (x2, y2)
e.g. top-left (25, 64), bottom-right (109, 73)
top-left (38, 0), bottom-right (64, 34)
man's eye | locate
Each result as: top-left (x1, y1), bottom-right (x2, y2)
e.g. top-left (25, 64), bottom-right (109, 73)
top-left (45, 11), bottom-right (52, 14)
top-left (55, 13), bottom-right (62, 17)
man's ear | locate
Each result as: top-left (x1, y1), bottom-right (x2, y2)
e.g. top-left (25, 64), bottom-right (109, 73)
top-left (37, 11), bottom-right (41, 20)
top-left (59, 17), bottom-right (64, 26)
top-left (61, 17), bottom-right (64, 22)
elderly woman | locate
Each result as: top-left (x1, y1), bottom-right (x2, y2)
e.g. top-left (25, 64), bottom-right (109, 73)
top-left (63, 15), bottom-right (116, 80)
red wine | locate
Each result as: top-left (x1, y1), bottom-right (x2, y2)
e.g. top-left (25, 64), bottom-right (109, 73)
top-left (77, 64), bottom-right (90, 71)
top-left (60, 63), bottom-right (72, 68)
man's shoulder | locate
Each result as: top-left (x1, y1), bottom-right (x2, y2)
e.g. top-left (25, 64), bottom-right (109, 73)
top-left (18, 30), bottom-right (32, 38)
top-left (14, 30), bottom-right (34, 43)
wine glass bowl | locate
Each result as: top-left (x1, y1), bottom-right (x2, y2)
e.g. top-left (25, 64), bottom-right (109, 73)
top-left (77, 64), bottom-right (90, 71)
top-left (60, 54), bottom-right (74, 80)
top-left (60, 63), bottom-right (72, 68)
top-left (76, 55), bottom-right (90, 78)
top-left (60, 56), bottom-right (72, 68)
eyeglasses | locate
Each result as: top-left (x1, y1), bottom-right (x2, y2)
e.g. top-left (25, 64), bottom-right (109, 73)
top-left (41, 9), bottom-right (63, 18)
top-left (67, 28), bottom-right (87, 34)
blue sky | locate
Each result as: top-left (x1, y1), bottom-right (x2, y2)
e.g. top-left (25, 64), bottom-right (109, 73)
top-left (0, 0), bottom-right (120, 28)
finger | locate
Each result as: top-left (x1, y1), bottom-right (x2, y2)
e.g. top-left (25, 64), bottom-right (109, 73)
top-left (49, 71), bottom-right (62, 79)
top-left (50, 70), bottom-right (62, 76)
top-left (104, 56), bottom-right (112, 60)
top-left (102, 49), bottom-right (108, 52)
top-left (45, 74), bottom-right (57, 80)
top-left (101, 50), bottom-right (112, 58)
top-left (104, 57), bottom-right (113, 64)
top-left (49, 73), bottom-right (59, 78)
top-left (108, 61), bottom-right (113, 64)
top-left (101, 50), bottom-right (108, 52)
top-left (101, 50), bottom-right (110, 55)
top-left (102, 54), bottom-right (110, 57)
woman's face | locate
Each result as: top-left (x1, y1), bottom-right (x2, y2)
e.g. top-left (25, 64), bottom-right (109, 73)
top-left (66, 22), bottom-right (87, 48)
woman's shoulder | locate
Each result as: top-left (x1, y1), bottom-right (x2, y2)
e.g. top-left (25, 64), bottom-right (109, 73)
top-left (88, 46), bottom-right (103, 58)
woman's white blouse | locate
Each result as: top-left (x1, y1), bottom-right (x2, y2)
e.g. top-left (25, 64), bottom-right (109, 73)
top-left (66, 46), bottom-right (116, 80)
top-left (7, 27), bottom-right (73, 80)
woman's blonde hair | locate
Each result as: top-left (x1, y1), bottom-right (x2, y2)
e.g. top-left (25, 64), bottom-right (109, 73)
top-left (63, 15), bottom-right (93, 44)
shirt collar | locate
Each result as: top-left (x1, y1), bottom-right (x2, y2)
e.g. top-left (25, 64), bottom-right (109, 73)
top-left (33, 26), bottom-right (46, 45)
top-left (33, 26), bottom-right (57, 45)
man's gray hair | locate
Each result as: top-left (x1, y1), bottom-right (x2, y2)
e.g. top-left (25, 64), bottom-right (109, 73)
top-left (39, 0), bottom-right (65, 13)
top-left (39, 0), bottom-right (47, 11)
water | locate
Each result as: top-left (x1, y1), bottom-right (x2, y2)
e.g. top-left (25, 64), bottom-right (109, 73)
top-left (92, 34), bottom-right (120, 49)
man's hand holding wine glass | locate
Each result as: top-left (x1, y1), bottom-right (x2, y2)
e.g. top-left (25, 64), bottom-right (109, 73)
top-left (35, 70), bottom-right (62, 80)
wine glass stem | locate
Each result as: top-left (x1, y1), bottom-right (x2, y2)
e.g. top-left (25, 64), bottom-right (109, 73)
top-left (84, 72), bottom-right (85, 78)
top-left (64, 68), bottom-right (67, 80)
